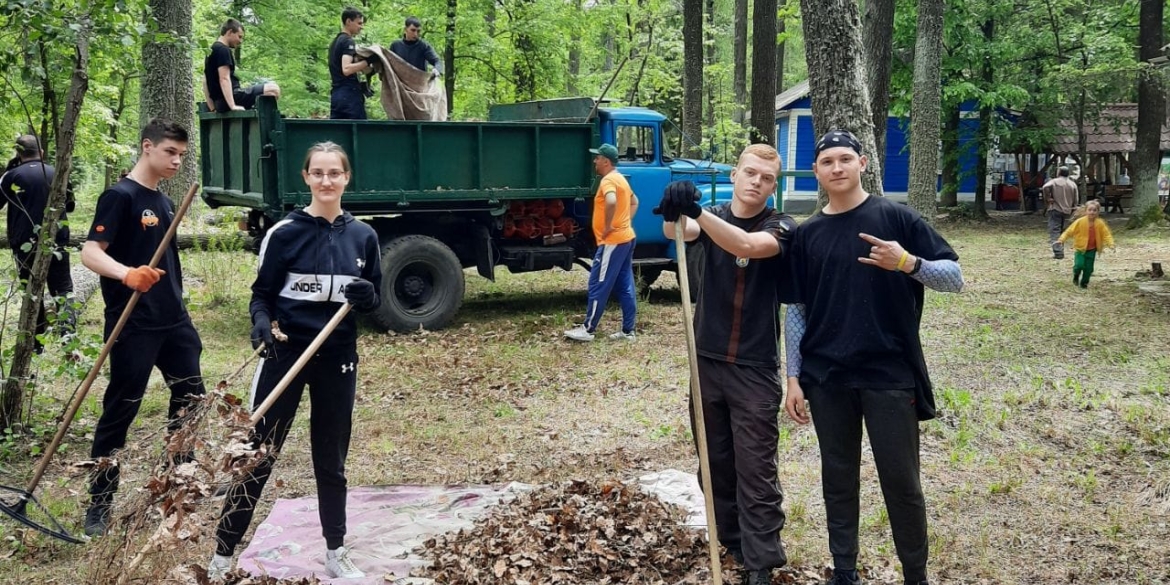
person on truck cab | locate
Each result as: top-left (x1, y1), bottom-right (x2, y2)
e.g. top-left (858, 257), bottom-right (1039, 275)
top-left (208, 141), bottom-right (382, 581)
top-left (654, 143), bottom-right (796, 585)
top-left (330, 7), bottom-right (374, 120)
top-left (202, 18), bottom-right (281, 112)
top-left (389, 16), bottom-right (444, 79)
top-left (564, 143), bottom-right (639, 341)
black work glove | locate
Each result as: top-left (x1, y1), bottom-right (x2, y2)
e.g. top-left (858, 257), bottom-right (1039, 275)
top-left (344, 278), bottom-right (379, 312)
top-left (251, 311), bottom-right (275, 356)
top-left (653, 180), bottom-right (703, 221)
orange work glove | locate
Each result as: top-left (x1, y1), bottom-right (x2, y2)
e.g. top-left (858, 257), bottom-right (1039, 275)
top-left (122, 266), bottom-right (165, 293)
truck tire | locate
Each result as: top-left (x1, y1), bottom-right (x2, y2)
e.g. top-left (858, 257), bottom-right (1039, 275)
top-left (371, 235), bottom-right (465, 332)
top-left (635, 266), bottom-right (663, 295)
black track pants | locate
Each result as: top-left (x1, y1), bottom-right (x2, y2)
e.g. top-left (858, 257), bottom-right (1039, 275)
top-left (88, 321), bottom-right (205, 502)
top-left (804, 384), bottom-right (928, 582)
top-left (690, 356), bottom-right (787, 570)
top-left (215, 345), bottom-right (358, 555)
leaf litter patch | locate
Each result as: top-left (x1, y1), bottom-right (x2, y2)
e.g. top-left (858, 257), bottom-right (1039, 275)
top-left (413, 478), bottom-right (717, 584)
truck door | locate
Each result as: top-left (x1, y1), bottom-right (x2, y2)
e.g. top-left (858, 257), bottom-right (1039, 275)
top-left (613, 123), bottom-right (670, 248)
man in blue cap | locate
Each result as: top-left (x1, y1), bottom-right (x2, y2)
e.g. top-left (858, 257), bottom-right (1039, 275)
top-left (564, 143), bottom-right (639, 341)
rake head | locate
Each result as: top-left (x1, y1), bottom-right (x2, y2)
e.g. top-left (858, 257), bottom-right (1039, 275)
top-left (0, 483), bottom-right (84, 544)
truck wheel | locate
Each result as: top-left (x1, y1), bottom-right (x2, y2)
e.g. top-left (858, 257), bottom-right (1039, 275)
top-left (635, 266), bottom-right (663, 295)
top-left (372, 235), bottom-right (465, 332)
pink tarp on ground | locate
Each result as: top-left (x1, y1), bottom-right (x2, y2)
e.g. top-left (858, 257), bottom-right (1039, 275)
top-left (237, 484), bottom-right (525, 584)
top-left (235, 471), bottom-right (704, 584)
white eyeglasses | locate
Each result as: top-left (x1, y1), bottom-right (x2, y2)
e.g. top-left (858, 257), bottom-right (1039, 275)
top-left (308, 170), bottom-right (346, 182)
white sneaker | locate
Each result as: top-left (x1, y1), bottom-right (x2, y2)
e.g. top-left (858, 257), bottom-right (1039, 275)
top-left (325, 546), bottom-right (366, 579)
top-left (563, 325), bottom-right (595, 341)
top-left (608, 331), bottom-right (636, 341)
top-left (206, 553), bottom-right (232, 581)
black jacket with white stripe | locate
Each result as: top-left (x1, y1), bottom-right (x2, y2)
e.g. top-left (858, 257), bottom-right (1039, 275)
top-left (251, 209), bottom-right (383, 351)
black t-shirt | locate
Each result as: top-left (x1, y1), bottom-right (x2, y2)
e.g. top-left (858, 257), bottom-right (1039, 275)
top-left (204, 41), bottom-right (239, 103)
top-left (0, 161), bottom-right (71, 248)
top-left (693, 203), bottom-right (796, 368)
top-left (329, 33), bottom-right (360, 92)
top-left (87, 178), bottom-right (187, 330)
top-left (780, 195), bottom-right (958, 390)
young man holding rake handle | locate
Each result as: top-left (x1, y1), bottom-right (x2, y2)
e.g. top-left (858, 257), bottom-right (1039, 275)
top-left (781, 130), bottom-right (964, 585)
top-left (80, 119), bottom-right (206, 537)
top-left (655, 143), bottom-right (796, 585)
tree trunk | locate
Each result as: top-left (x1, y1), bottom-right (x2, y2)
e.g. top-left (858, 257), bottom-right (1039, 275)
top-left (567, 0), bottom-right (582, 94)
top-left (705, 0), bottom-right (716, 130)
top-left (733, 0), bottom-right (747, 123)
top-left (906, 0), bottom-right (943, 222)
top-left (862, 0), bottom-right (894, 159)
top-left (775, 0), bottom-right (786, 92)
top-left (971, 18), bottom-right (993, 217)
top-left (141, 0), bottom-right (195, 205)
top-left (799, 0), bottom-right (884, 200)
top-left (1132, 0), bottom-right (1165, 214)
top-left (445, 0), bottom-right (457, 115)
top-left (940, 104), bottom-right (960, 206)
top-left (683, 0), bottom-right (704, 156)
top-left (1, 22), bottom-right (91, 428)
top-left (750, 0), bottom-right (777, 144)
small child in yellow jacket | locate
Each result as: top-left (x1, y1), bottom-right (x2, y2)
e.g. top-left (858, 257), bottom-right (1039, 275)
top-left (1058, 200), bottom-right (1115, 288)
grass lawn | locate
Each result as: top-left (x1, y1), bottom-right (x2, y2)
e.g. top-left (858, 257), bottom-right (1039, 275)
top-left (0, 211), bottom-right (1168, 584)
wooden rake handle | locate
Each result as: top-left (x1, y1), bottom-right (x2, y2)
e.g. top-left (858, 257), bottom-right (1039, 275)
top-left (674, 222), bottom-right (724, 585)
top-left (249, 303), bottom-right (352, 425)
top-left (23, 182), bottom-right (201, 496)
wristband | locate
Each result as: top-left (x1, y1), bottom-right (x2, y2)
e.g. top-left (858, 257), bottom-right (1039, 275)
top-left (909, 256), bottom-right (922, 275)
top-left (896, 251), bottom-right (910, 271)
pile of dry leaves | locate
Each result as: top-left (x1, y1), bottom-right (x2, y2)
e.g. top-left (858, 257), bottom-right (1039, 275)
top-left (413, 478), bottom-right (720, 584)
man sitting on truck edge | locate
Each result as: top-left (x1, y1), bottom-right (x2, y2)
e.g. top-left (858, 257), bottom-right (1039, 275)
top-left (654, 143), bottom-right (796, 585)
top-left (202, 18), bottom-right (281, 112)
top-left (330, 7), bottom-right (374, 120)
top-left (389, 16), bottom-right (444, 79)
top-left (564, 143), bottom-right (639, 341)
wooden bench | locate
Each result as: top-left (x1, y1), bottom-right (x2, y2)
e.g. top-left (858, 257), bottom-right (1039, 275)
top-left (1102, 185), bottom-right (1133, 214)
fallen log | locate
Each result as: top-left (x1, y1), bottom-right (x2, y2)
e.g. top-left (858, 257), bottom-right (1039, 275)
top-left (0, 231), bottom-right (252, 251)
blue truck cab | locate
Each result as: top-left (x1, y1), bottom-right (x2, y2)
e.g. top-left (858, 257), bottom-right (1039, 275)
top-left (593, 106), bottom-right (735, 273)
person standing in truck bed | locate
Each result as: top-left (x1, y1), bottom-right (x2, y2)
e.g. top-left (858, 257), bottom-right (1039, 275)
top-left (330, 7), bottom-right (374, 120)
top-left (389, 16), bottom-right (444, 80)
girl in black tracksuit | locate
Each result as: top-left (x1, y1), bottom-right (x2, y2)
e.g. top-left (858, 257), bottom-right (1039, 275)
top-left (211, 142), bottom-right (382, 579)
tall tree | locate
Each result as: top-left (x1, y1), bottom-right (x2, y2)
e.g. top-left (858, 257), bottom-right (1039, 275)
top-left (907, 0), bottom-right (943, 220)
top-left (141, 0), bottom-right (195, 203)
top-left (733, 0), bottom-right (748, 123)
top-left (1, 17), bottom-right (92, 428)
top-left (683, 0), bottom-right (703, 155)
top-left (799, 0), bottom-right (884, 196)
top-left (445, 0), bottom-right (457, 114)
top-left (750, 0), bottom-right (777, 144)
top-left (971, 17), bottom-right (993, 217)
top-left (775, 0), bottom-right (787, 92)
top-left (567, 0), bottom-right (582, 94)
top-left (862, 0), bottom-right (894, 158)
top-left (939, 105), bottom-right (960, 207)
top-left (705, 0), bottom-right (716, 130)
top-left (1132, 0), bottom-right (1165, 215)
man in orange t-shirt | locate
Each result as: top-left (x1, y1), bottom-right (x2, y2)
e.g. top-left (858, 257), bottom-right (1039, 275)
top-left (564, 143), bottom-right (640, 341)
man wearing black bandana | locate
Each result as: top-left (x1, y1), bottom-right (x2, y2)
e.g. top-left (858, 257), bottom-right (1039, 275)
top-left (655, 143), bottom-right (796, 585)
top-left (779, 130), bottom-right (964, 585)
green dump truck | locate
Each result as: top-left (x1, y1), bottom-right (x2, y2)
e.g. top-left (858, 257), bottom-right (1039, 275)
top-left (199, 96), bottom-right (735, 332)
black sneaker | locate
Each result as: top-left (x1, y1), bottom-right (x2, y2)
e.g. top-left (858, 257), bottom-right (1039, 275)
top-left (904, 580), bottom-right (929, 585)
top-left (742, 568), bottom-right (772, 585)
top-left (824, 569), bottom-right (861, 585)
top-left (83, 502), bottom-right (111, 537)
top-left (728, 547), bottom-right (745, 565)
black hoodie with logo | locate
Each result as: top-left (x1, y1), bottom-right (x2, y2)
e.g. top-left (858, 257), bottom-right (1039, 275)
top-left (251, 209), bottom-right (383, 350)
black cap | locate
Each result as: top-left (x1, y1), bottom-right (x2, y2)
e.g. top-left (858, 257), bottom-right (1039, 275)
top-left (14, 135), bottom-right (40, 157)
top-left (814, 130), bottom-right (863, 159)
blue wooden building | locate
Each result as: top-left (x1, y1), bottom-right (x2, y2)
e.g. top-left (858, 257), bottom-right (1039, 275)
top-left (775, 80), bottom-right (982, 213)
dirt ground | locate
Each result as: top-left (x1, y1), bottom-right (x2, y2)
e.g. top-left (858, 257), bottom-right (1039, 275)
top-left (1, 210), bottom-right (1169, 584)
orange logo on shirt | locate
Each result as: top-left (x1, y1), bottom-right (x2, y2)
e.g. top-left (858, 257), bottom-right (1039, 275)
top-left (95, 225), bottom-right (105, 233)
top-left (141, 209), bottom-right (159, 229)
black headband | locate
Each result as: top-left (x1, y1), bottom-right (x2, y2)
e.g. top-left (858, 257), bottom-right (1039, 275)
top-left (814, 130), bottom-right (863, 158)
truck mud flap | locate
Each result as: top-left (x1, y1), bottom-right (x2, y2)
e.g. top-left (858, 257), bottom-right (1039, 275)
top-left (471, 224), bottom-right (495, 281)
